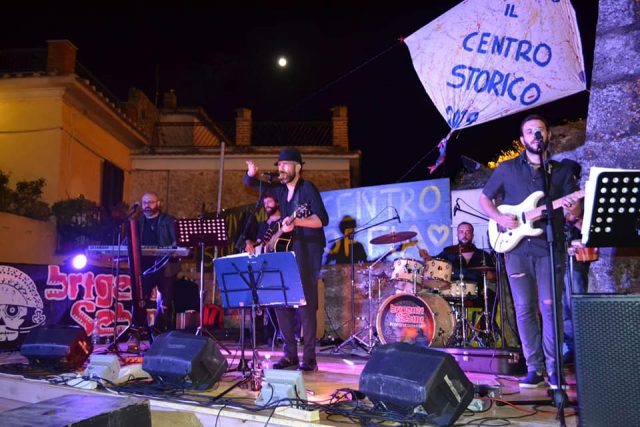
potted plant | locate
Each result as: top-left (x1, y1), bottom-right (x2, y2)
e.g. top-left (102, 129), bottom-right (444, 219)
top-left (51, 195), bottom-right (101, 253)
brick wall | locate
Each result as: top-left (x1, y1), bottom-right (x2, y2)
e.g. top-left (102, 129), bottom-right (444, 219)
top-left (130, 169), bottom-right (350, 218)
top-left (46, 40), bottom-right (77, 75)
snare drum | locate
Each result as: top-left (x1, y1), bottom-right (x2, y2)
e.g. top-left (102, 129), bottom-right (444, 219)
top-left (391, 258), bottom-right (424, 285)
top-left (376, 292), bottom-right (455, 347)
top-left (423, 258), bottom-right (452, 290)
top-left (439, 281), bottom-right (478, 299)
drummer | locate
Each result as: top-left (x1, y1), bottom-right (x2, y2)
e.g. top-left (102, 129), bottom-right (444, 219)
top-left (420, 222), bottom-right (496, 285)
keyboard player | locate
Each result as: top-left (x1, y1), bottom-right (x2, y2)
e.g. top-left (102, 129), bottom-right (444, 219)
top-left (137, 191), bottom-right (180, 332)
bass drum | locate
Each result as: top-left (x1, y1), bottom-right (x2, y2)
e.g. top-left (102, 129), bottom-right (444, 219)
top-left (376, 292), bottom-right (455, 347)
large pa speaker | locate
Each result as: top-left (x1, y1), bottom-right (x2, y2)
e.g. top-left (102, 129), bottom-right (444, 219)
top-left (20, 325), bottom-right (91, 369)
top-left (142, 330), bottom-right (228, 390)
top-left (359, 342), bottom-right (473, 426)
top-left (572, 294), bottom-right (640, 427)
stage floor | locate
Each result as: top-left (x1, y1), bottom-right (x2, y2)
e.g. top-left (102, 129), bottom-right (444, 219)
top-left (0, 340), bottom-right (579, 426)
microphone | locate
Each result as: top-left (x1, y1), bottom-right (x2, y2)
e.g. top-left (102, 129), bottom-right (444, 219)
top-left (453, 202), bottom-right (460, 216)
top-left (261, 171), bottom-right (280, 178)
top-left (533, 128), bottom-right (544, 142)
top-left (393, 207), bottom-right (401, 224)
top-left (126, 203), bottom-right (139, 219)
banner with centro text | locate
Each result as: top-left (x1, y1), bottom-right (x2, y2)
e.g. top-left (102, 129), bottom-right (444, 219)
top-left (321, 178), bottom-right (452, 264)
top-left (405, 0), bottom-right (586, 130)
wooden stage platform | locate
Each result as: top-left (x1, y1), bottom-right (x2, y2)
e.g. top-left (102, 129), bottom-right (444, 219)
top-left (0, 341), bottom-right (580, 426)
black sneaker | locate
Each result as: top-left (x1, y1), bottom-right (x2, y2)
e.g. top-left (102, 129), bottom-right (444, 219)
top-left (298, 360), bottom-right (318, 372)
top-left (272, 357), bottom-right (299, 369)
top-left (519, 371), bottom-right (545, 388)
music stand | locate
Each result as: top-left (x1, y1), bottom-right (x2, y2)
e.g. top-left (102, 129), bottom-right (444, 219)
top-left (176, 217), bottom-right (230, 353)
top-left (214, 252), bottom-right (305, 390)
top-left (581, 168), bottom-right (640, 247)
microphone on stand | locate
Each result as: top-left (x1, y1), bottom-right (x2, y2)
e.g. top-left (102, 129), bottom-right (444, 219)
top-left (393, 207), bottom-right (401, 223)
top-left (453, 201), bottom-right (460, 216)
top-left (533, 128), bottom-right (544, 142)
top-left (126, 203), bottom-right (140, 219)
top-left (533, 127), bottom-right (546, 153)
top-left (261, 171), bottom-right (280, 178)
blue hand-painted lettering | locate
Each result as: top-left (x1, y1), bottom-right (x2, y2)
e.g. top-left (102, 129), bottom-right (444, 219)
top-left (445, 106), bottom-right (479, 128)
top-left (462, 32), bottom-right (552, 68)
top-left (446, 65), bottom-right (541, 106)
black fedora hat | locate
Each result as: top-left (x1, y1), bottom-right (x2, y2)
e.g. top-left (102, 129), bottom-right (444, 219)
top-left (274, 147), bottom-right (305, 165)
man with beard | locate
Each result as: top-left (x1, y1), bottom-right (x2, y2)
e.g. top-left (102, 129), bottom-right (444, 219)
top-left (244, 148), bottom-right (329, 371)
top-left (421, 222), bottom-right (495, 284)
top-left (245, 193), bottom-right (282, 254)
top-left (479, 114), bottom-right (581, 390)
top-left (136, 192), bottom-right (179, 332)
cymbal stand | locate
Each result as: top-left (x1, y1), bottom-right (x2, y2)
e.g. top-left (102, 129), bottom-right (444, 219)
top-left (333, 247), bottom-right (393, 354)
top-left (453, 248), bottom-right (473, 346)
top-left (471, 250), bottom-right (494, 347)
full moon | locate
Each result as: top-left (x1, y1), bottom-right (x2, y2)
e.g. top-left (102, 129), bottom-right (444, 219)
top-left (278, 57), bottom-right (287, 67)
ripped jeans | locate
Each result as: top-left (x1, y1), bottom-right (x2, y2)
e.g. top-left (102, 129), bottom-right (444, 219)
top-left (504, 252), bottom-right (564, 376)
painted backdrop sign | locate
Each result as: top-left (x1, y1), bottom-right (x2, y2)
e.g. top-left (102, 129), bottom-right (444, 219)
top-left (321, 178), bottom-right (451, 262)
top-left (0, 263), bottom-right (133, 350)
top-left (405, 0), bottom-right (586, 130)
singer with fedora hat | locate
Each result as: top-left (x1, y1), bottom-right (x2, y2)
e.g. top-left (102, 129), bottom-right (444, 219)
top-left (244, 147), bottom-right (329, 371)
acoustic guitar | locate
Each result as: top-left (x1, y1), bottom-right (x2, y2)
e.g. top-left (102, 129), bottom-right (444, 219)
top-left (262, 202), bottom-right (311, 253)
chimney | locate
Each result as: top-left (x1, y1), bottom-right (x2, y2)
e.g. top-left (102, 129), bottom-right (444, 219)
top-left (46, 40), bottom-right (77, 75)
top-left (235, 108), bottom-right (252, 146)
top-left (331, 105), bottom-right (349, 149)
top-left (163, 89), bottom-right (177, 110)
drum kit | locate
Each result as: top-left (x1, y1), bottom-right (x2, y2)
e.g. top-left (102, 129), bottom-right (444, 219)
top-left (342, 230), bottom-right (498, 353)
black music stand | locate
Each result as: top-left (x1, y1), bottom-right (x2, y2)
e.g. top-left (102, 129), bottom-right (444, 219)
top-left (214, 252), bottom-right (305, 390)
top-left (176, 217), bottom-right (230, 353)
top-left (581, 168), bottom-right (640, 247)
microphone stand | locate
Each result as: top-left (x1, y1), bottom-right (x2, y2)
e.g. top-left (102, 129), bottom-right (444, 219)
top-left (331, 214), bottom-right (399, 353)
top-left (454, 204), bottom-right (489, 222)
top-left (539, 147), bottom-right (569, 422)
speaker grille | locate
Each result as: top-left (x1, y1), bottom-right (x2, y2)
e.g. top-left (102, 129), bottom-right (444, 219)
top-left (142, 331), bottom-right (228, 390)
top-left (572, 294), bottom-right (640, 427)
top-left (20, 325), bottom-right (91, 369)
top-left (359, 343), bottom-right (473, 426)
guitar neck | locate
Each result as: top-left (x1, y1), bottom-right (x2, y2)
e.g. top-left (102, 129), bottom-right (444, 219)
top-left (525, 189), bottom-right (585, 222)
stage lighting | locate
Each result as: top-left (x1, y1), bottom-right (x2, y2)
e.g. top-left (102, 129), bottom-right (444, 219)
top-left (71, 254), bottom-right (88, 270)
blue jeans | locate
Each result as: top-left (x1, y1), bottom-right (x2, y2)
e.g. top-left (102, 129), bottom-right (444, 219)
top-left (504, 252), bottom-right (564, 375)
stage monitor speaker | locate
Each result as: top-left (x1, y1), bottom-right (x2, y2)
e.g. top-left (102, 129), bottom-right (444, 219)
top-left (572, 294), bottom-right (640, 427)
top-left (359, 342), bottom-right (474, 426)
top-left (142, 330), bottom-right (228, 390)
top-left (20, 325), bottom-right (91, 369)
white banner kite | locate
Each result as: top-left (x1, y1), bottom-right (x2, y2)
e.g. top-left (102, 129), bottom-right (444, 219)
top-left (405, 0), bottom-right (586, 131)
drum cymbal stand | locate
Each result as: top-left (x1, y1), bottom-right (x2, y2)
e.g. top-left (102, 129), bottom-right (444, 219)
top-left (333, 248), bottom-right (392, 354)
top-left (470, 245), bottom-right (497, 348)
top-left (451, 249), bottom-right (474, 347)
top-left (468, 270), bottom-right (494, 348)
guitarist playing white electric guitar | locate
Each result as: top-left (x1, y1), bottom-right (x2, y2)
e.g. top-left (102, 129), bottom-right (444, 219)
top-left (478, 114), bottom-right (582, 390)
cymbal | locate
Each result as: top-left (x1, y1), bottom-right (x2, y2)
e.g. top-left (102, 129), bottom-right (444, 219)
top-left (442, 243), bottom-right (475, 254)
top-left (370, 231), bottom-right (417, 245)
top-left (467, 265), bottom-right (495, 273)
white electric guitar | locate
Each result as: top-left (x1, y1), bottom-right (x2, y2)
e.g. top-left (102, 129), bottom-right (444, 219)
top-left (488, 189), bottom-right (584, 253)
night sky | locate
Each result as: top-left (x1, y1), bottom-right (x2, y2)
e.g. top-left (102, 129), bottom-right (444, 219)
top-left (1, 1), bottom-right (599, 186)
